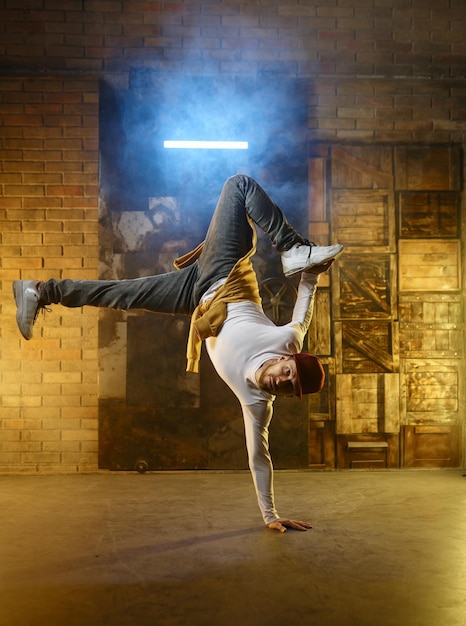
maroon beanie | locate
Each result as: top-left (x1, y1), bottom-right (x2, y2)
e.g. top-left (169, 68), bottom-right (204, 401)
top-left (293, 353), bottom-right (325, 398)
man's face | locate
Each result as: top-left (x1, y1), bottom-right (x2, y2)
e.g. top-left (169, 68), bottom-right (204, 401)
top-left (256, 356), bottom-right (298, 397)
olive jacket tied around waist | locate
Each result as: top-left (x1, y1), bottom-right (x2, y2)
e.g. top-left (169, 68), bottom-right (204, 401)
top-left (173, 218), bottom-right (261, 373)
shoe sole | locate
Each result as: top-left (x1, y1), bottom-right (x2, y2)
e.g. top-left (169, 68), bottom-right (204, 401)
top-left (284, 245), bottom-right (344, 277)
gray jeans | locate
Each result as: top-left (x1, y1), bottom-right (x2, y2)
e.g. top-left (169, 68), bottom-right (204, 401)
top-left (39, 175), bottom-right (304, 315)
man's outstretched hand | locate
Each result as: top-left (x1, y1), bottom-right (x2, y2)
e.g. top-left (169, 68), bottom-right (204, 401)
top-left (267, 518), bottom-right (312, 533)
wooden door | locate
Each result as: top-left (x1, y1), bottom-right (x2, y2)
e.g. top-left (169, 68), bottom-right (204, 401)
top-left (307, 145), bottom-right (463, 469)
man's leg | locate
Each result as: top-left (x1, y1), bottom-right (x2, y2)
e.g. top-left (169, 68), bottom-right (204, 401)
top-left (13, 266), bottom-right (198, 340)
top-left (194, 174), bottom-right (306, 299)
top-left (14, 175), bottom-right (342, 339)
top-left (39, 268), bottom-right (197, 313)
top-left (194, 174), bottom-right (342, 298)
top-left (37, 175), bottom-right (292, 312)
top-left (13, 175), bottom-right (276, 340)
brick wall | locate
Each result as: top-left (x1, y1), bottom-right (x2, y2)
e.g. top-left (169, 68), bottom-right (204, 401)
top-left (0, 77), bottom-right (99, 472)
top-left (0, 1), bottom-right (465, 472)
top-left (1, 2), bottom-right (464, 141)
top-left (1, 1), bottom-right (465, 80)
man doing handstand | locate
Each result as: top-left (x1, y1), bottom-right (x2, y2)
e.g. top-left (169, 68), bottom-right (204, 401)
top-left (13, 174), bottom-right (343, 532)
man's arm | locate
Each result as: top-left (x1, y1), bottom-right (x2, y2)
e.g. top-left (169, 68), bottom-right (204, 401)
top-left (291, 260), bottom-right (334, 335)
top-left (242, 402), bottom-right (312, 532)
top-left (262, 263), bottom-right (336, 531)
top-left (291, 272), bottom-right (319, 333)
top-left (242, 401), bottom-right (278, 525)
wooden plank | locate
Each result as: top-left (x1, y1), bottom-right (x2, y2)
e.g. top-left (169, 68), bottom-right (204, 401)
top-left (399, 326), bottom-right (463, 358)
top-left (308, 289), bottom-right (331, 356)
top-left (308, 158), bottom-right (326, 222)
top-left (308, 422), bottom-right (325, 466)
top-left (350, 418), bottom-right (379, 433)
top-left (342, 325), bottom-right (394, 372)
top-left (307, 221), bottom-right (329, 245)
top-left (332, 190), bottom-right (389, 206)
top-left (331, 146), bottom-right (393, 188)
top-left (332, 189), bottom-right (394, 250)
top-left (336, 373), bottom-right (399, 435)
top-left (415, 425), bottom-right (453, 434)
top-left (399, 240), bottom-right (460, 292)
top-left (399, 277), bottom-right (459, 291)
top-left (308, 358), bottom-right (334, 417)
top-left (391, 321), bottom-right (400, 370)
top-left (348, 441), bottom-right (388, 449)
top-left (308, 420), bottom-right (336, 469)
top-left (399, 259), bottom-right (458, 272)
top-left (399, 294), bottom-right (462, 325)
top-left (334, 321), bottom-right (343, 373)
top-left (401, 358), bottom-right (460, 420)
top-left (403, 424), bottom-right (461, 467)
top-left (400, 239), bottom-right (460, 254)
top-left (399, 191), bottom-right (459, 238)
top-left (408, 398), bottom-right (458, 412)
top-left (351, 459), bottom-right (386, 469)
top-left (395, 146), bottom-right (461, 191)
top-left (339, 261), bottom-right (391, 316)
top-left (336, 375), bottom-right (353, 434)
top-left (384, 374), bottom-right (400, 433)
top-left (338, 227), bottom-right (387, 242)
top-left (339, 319), bottom-right (396, 374)
top-left (334, 254), bottom-right (397, 319)
top-left (424, 301), bottom-right (448, 324)
top-left (351, 387), bottom-right (379, 404)
top-left (336, 208), bottom-right (386, 218)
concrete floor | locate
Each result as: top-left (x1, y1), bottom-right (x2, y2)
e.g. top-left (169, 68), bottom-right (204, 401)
top-left (0, 470), bottom-right (465, 626)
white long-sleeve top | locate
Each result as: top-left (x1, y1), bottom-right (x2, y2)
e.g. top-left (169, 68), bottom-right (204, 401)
top-left (205, 271), bottom-right (319, 524)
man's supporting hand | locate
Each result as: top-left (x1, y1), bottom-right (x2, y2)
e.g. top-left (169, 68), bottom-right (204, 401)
top-left (267, 518), bottom-right (313, 533)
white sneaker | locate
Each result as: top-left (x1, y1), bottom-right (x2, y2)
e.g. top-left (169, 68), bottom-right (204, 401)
top-left (12, 280), bottom-right (42, 340)
top-left (281, 242), bottom-right (344, 277)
